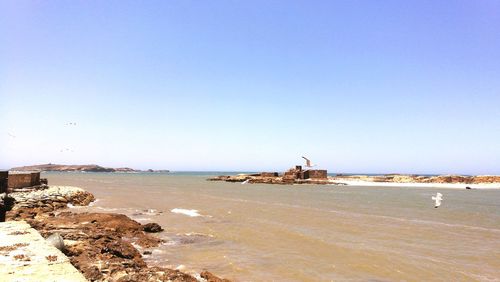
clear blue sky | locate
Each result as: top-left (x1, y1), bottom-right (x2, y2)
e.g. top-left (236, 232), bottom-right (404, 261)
top-left (1, 1), bottom-right (499, 174)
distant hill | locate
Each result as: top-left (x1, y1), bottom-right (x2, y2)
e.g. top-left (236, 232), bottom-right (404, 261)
top-left (10, 164), bottom-right (168, 173)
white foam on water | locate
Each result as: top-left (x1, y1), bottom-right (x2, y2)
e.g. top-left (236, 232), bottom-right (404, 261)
top-left (164, 240), bottom-right (177, 246)
top-left (183, 232), bottom-right (215, 238)
top-left (171, 208), bottom-right (201, 217)
top-left (152, 249), bottom-right (165, 254)
top-left (89, 198), bottom-right (100, 206)
top-left (132, 217), bottom-right (152, 222)
top-left (175, 264), bottom-right (186, 271)
top-left (92, 206), bottom-right (124, 212)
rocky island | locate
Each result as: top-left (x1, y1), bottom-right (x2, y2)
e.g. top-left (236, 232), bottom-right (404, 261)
top-left (208, 166), bottom-right (500, 187)
top-left (11, 164), bottom-right (169, 173)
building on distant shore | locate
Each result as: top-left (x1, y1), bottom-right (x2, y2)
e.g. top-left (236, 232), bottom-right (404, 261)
top-left (282, 165), bottom-right (327, 182)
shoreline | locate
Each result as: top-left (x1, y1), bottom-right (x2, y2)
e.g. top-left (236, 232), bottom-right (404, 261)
top-left (208, 172), bottom-right (500, 189)
top-left (327, 179), bottom-right (500, 189)
top-left (4, 185), bottom-right (230, 282)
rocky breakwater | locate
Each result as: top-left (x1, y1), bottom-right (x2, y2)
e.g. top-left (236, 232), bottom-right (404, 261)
top-left (6, 186), bottom-right (230, 282)
top-left (8, 186), bottom-right (95, 219)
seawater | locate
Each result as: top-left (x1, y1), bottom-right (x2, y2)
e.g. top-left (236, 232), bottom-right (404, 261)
top-left (46, 172), bottom-right (500, 281)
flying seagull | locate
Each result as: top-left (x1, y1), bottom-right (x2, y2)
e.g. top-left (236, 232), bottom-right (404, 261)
top-left (8, 132), bottom-right (16, 138)
top-left (302, 156), bottom-right (316, 168)
top-left (432, 192), bottom-right (443, 208)
top-left (65, 122), bottom-right (77, 126)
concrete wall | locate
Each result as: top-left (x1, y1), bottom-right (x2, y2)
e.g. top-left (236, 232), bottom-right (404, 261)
top-left (8, 172), bottom-right (41, 190)
top-left (0, 221), bottom-right (88, 281)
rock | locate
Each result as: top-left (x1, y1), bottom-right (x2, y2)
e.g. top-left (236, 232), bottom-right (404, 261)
top-left (56, 196), bottom-right (68, 202)
top-left (102, 240), bottom-right (141, 260)
top-left (471, 175), bottom-right (500, 184)
top-left (46, 233), bottom-right (65, 251)
top-left (142, 223), bottom-right (163, 233)
top-left (201, 270), bottom-right (232, 282)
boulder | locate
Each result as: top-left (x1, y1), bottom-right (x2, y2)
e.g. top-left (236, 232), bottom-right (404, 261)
top-left (46, 233), bottom-right (65, 251)
top-left (142, 223), bottom-right (163, 233)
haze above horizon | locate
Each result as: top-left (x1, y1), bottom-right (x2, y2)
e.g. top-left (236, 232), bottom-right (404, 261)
top-left (1, 1), bottom-right (499, 174)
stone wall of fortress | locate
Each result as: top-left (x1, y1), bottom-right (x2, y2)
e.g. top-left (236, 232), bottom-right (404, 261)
top-left (7, 172), bottom-right (41, 191)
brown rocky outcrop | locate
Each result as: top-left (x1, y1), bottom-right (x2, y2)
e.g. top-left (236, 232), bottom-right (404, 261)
top-left (201, 270), bottom-right (233, 282)
top-left (470, 175), bottom-right (500, 184)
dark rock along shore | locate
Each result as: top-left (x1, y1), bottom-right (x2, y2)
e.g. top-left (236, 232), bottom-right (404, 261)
top-left (6, 185), bottom-right (230, 282)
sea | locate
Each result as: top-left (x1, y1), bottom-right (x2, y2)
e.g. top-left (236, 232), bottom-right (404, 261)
top-left (45, 172), bottom-right (500, 281)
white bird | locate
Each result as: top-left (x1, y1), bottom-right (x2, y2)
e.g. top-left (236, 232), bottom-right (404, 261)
top-left (7, 132), bottom-right (16, 138)
top-left (432, 192), bottom-right (443, 208)
top-left (302, 156), bottom-right (317, 168)
top-left (241, 179), bottom-right (250, 185)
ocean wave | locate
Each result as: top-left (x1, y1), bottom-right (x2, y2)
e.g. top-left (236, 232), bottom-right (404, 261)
top-left (92, 206), bottom-right (123, 212)
top-left (88, 198), bottom-right (100, 206)
top-left (171, 208), bottom-right (201, 217)
top-left (132, 217), bottom-right (152, 222)
top-left (183, 232), bottom-right (214, 238)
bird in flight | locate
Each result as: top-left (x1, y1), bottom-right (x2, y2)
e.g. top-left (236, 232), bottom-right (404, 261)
top-left (66, 122), bottom-right (77, 126)
top-left (8, 132), bottom-right (16, 138)
top-left (302, 156), bottom-right (316, 168)
top-left (432, 192), bottom-right (443, 208)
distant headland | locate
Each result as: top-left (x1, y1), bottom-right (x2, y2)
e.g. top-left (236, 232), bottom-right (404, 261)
top-left (10, 164), bottom-right (169, 173)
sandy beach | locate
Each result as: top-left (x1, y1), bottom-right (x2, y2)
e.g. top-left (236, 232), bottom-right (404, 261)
top-left (328, 179), bottom-right (500, 189)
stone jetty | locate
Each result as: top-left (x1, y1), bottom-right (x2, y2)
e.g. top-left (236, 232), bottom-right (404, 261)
top-left (9, 186), bottom-right (94, 214)
top-left (0, 220), bottom-right (88, 281)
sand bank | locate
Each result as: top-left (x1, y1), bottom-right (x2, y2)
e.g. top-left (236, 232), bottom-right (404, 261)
top-left (329, 179), bottom-right (500, 189)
